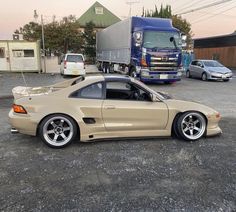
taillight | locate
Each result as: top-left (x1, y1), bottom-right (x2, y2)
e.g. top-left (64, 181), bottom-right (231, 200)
top-left (64, 60), bottom-right (67, 69)
top-left (13, 104), bottom-right (27, 114)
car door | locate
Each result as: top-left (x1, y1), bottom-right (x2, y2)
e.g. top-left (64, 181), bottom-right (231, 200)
top-left (196, 61), bottom-right (204, 78)
top-left (190, 60), bottom-right (198, 77)
top-left (69, 81), bottom-right (105, 133)
top-left (102, 81), bottom-right (168, 132)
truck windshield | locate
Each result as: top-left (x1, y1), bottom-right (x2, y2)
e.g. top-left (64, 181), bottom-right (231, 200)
top-left (143, 31), bottom-right (181, 49)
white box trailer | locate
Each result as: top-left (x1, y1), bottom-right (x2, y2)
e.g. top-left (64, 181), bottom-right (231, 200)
top-left (96, 18), bottom-right (132, 65)
top-left (0, 40), bottom-right (41, 72)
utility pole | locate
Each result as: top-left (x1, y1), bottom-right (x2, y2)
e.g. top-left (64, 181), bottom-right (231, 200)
top-left (41, 15), bottom-right (46, 73)
top-left (126, 0), bottom-right (140, 17)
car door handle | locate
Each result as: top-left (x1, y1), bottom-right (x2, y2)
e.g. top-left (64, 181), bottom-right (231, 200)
top-left (104, 105), bottom-right (116, 109)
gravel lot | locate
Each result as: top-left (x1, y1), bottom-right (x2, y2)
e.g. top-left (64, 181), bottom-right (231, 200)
top-left (0, 74), bottom-right (236, 211)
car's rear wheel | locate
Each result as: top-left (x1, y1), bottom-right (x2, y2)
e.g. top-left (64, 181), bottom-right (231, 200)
top-left (39, 114), bottom-right (77, 148)
top-left (186, 70), bottom-right (191, 78)
top-left (202, 73), bottom-right (208, 81)
top-left (176, 112), bottom-right (206, 141)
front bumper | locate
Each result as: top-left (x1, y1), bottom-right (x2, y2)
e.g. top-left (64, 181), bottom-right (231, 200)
top-left (209, 72), bottom-right (233, 80)
top-left (139, 69), bottom-right (182, 83)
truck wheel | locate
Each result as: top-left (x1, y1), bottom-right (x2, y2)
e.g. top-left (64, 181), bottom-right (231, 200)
top-left (129, 67), bottom-right (137, 78)
top-left (186, 70), bottom-right (191, 78)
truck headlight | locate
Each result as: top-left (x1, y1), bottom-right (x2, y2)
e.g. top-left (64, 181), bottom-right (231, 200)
top-left (141, 70), bottom-right (149, 77)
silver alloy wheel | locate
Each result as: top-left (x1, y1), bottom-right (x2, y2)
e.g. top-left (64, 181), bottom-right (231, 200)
top-left (42, 116), bottom-right (74, 147)
top-left (202, 73), bottom-right (207, 81)
top-left (181, 112), bottom-right (206, 140)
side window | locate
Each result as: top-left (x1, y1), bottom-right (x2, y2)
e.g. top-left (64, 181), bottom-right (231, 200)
top-left (106, 81), bottom-right (151, 101)
top-left (70, 82), bottom-right (103, 99)
top-left (191, 61), bottom-right (197, 66)
top-left (197, 61), bottom-right (203, 67)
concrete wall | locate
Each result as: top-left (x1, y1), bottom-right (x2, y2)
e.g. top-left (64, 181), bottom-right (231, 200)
top-left (0, 40), bottom-right (41, 72)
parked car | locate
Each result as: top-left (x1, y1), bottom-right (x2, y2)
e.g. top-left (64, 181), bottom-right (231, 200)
top-left (187, 60), bottom-right (232, 81)
top-left (9, 75), bottom-right (222, 148)
top-left (60, 53), bottom-right (86, 76)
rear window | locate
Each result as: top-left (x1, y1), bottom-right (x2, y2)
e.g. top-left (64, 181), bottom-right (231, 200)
top-left (66, 55), bottom-right (83, 62)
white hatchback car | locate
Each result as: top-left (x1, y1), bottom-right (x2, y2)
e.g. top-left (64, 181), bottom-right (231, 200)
top-left (60, 53), bottom-right (86, 76)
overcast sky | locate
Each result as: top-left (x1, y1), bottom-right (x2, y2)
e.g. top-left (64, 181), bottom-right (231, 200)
top-left (0, 0), bottom-right (236, 39)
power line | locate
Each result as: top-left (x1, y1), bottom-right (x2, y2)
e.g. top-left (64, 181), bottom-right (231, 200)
top-left (177, 0), bottom-right (233, 15)
top-left (191, 4), bottom-right (236, 24)
top-left (190, 1), bottom-right (236, 22)
top-left (174, 0), bottom-right (206, 14)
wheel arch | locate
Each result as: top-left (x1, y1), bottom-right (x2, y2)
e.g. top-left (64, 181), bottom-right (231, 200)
top-left (171, 110), bottom-right (208, 137)
top-left (36, 113), bottom-right (81, 139)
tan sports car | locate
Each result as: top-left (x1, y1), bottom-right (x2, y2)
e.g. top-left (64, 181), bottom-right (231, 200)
top-left (9, 75), bottom-right (222, 148)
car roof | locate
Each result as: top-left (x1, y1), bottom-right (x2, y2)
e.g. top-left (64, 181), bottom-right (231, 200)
top-left (103, 75), bottom-right (131, 82)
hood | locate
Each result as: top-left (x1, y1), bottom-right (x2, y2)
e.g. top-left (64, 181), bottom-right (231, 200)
top-left (207, 66), bottom-right (231, 73)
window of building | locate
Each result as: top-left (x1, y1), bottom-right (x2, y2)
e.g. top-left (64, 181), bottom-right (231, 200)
top-left (24, 49), bottom-right (35, 57)
top-left (12, 49), bottom-right (35, 57)
top-left (95, 7), bottom-right (104, 15)
top-left (0, 48), bottom-right (5, 58)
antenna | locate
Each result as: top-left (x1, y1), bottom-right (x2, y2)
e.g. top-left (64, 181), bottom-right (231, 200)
top-left (126, 0), bottom-right (140, 17)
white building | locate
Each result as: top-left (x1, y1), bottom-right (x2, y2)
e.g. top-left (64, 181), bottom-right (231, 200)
top-left (0, 40), bottom-right (41, 72)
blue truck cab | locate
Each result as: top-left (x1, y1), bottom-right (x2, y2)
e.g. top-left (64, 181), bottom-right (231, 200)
top-left (96, 17), bottom-right (184, 83)
top-left (131, 17), bottom-right (183, 83)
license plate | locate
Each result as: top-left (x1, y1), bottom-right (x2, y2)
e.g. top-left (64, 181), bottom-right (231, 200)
top-left (222, 75), bottom-right (226, 79)
top-left (160, 74), bottom-right (168, 79)
top-left (72, 70), bottom-right (79, 74)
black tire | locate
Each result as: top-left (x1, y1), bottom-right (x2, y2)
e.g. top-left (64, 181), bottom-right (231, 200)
top-left (39, 114), bottom-right (78, 148)
top-left (186, 70), bottom-right (191, 78)
top-left (175, 111), bottom-right (206, 141)
top-left (201, 73), bottom-right (208, 81)
top-left (129, 66), bottom-right (137, 78)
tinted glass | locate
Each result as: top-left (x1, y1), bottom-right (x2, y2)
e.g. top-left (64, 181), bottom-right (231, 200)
top-left (203, 61), bottom-right (224, 67)
top-left (80, 82), bottom-right (103, 99)
top-left (67, 55), bottom-right (83, 62)
top-left (143, 31), bottom-right (181, 49)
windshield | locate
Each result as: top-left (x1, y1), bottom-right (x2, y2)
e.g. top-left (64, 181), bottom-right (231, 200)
top-left (203, 61), bottom-right (224, 67)
top-left (66, 55), bottom-right (83, 62)
top-left (143, 31), bottom-right (181, 49)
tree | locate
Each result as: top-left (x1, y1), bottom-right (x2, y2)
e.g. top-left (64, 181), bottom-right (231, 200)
top-left (15, 15), bottom-right (83, 54)
top-left (143, 4), bottom-right (193, 46)
top-left (82, 21), bottom-right (96, 62)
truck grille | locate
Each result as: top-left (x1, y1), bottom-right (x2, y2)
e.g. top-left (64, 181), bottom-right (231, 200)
top-left (150, 56), bottom-right (178, 71)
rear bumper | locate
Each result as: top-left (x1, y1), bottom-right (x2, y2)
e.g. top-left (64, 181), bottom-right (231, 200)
top-left (9, 110), bottom-right (37, 136)
top-left (64, 69), bottom-right (86, 76)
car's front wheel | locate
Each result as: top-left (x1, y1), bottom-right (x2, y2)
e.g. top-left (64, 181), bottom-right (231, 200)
top-left (176, 112), bottom-right (206, 141)
top-left (201, 73), bottom-right (208, 81)
top-left (39, 114), bottom-right (78, 148)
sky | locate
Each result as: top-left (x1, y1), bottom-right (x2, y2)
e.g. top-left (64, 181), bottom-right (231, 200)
top-left (0, 0), bottom-right (236, 39)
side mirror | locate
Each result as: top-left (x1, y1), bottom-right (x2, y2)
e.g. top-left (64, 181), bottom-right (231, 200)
top-left (150, 93), bottom-right (159, 102)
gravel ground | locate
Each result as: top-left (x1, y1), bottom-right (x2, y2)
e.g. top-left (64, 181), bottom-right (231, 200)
top-left (0, 75), bottom-right (236, 211)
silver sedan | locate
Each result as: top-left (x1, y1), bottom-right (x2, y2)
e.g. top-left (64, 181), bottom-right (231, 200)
top-left (187, 60), bottom-right (233, 81)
